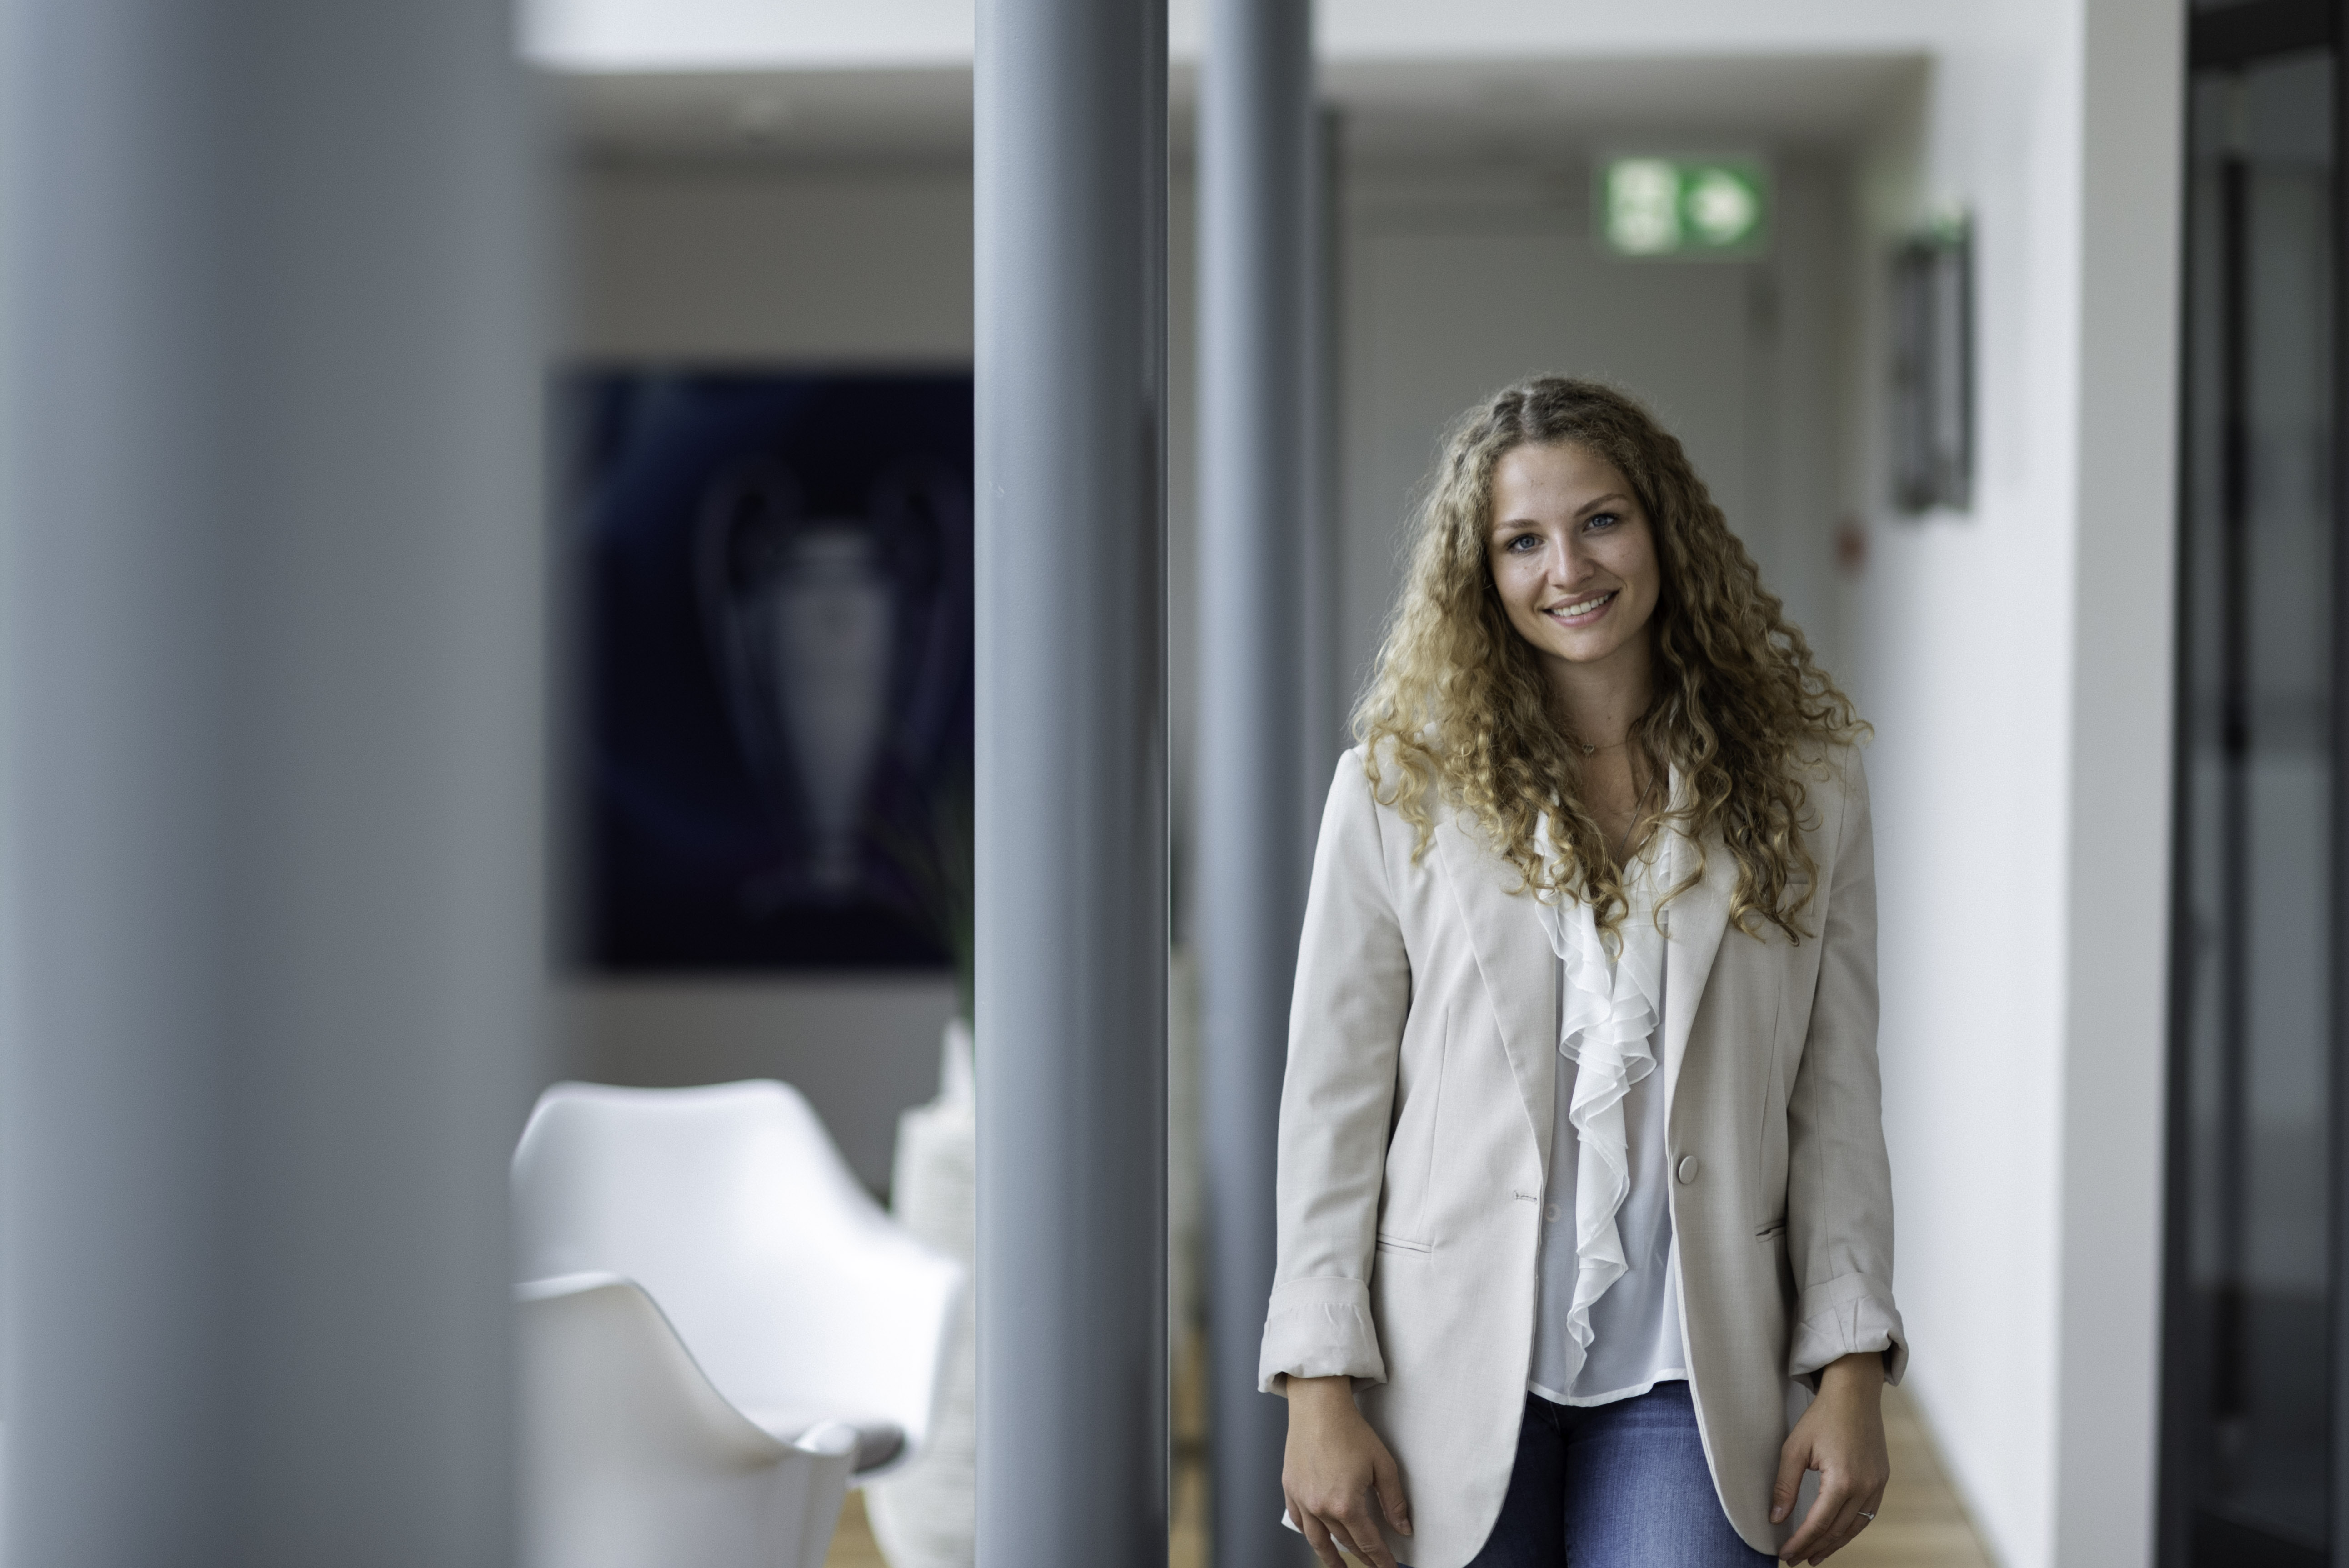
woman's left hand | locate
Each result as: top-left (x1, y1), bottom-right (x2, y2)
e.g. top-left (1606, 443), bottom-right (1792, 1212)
top-left (1771, 1351), bottom-right (1890, 1564)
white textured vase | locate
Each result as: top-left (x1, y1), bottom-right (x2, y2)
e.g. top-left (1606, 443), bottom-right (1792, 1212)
top-left (865, 1019), bottom-right (976, 1568)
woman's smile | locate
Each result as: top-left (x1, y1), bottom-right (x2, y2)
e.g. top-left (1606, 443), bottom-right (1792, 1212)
top-left (1546, 589), bottom-right (1619, 626)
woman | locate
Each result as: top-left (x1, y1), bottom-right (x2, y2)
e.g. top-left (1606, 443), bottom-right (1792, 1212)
top-left (1261, 378), bottom-right (1904, 1568)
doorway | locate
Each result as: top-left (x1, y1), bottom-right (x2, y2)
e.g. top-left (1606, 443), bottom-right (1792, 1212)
top-left (2164, 3), bottom-right (2344, 1564)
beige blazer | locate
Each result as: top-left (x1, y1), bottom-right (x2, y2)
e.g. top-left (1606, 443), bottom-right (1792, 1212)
top-left (1258, 742), bottom-right (1906, 1565)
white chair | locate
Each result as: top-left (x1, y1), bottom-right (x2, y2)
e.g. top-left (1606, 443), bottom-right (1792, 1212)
top-left (518, 1272), bottom-right (860, 1568)
top-left (514, 1080), bottom-right (963, 1566)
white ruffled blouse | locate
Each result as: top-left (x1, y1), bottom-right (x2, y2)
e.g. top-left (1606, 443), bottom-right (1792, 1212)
top-left (1526, 824), bottom-right (1690, 1407)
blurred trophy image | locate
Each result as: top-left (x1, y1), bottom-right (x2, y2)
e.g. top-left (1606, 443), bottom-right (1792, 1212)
top-left (697, 459), bottom-right (970, 913)
top-left (576, 372), bottom-right (973, 972)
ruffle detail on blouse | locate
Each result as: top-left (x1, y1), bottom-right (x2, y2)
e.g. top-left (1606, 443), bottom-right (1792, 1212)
top-left (1532, 818), bottom-right (1668, 1388)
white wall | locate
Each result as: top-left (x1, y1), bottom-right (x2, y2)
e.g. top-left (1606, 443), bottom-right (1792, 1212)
top-left (560, 160), bottom-right (972, 1193)
top-left (1846, 45), bottom-right (2079, 1566)
top-left (566, 161), bottom-right (972, 365)
top-left (558, 976), bottom-right (957, 1193)
top-left (1837, 5), bottom-right (2184, 1566)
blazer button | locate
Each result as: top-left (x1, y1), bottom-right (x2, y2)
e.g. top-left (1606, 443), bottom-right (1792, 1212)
top-left (1675, 1155), bottom-right (1700, 1185)
top-left (1545, 1203), bottom-right (1561, 1222)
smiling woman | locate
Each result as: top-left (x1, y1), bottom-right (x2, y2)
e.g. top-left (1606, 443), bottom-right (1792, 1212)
top-left (1262, 377), bottom-right (1904, 1568)
top-left (1487, 443), bottom-right (1662, 673)
top-left (1483, 442), bottom-right (1666, 863)
top-left (1359, 378), bottom-right (1861, 944)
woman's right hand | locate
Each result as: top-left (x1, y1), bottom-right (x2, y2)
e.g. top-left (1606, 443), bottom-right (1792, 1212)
top-left (1282, 1375), bottom-right (1414, 1568)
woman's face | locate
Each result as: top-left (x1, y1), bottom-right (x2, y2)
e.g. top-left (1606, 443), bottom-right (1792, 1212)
top-left (1484, 440), bottom-right (1662, 674)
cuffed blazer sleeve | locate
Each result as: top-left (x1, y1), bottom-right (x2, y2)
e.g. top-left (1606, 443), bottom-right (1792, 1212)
top-left (1785, 749), bottom-right (1910, 1384)
top-left (1258, 754), bottom-right (1411, 1392)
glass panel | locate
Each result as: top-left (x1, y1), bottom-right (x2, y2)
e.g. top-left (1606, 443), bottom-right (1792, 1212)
top-left (2175, 48), bottom-right (2335, 1559)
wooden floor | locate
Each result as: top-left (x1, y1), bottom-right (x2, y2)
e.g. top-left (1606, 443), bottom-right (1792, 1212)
top-left (824, 1362), bottom-right (1994, 1568)
top-left (1809, 1384), bottom-right (1995, 1568)
top-left (824, 1492), bottom-right (887, 1568)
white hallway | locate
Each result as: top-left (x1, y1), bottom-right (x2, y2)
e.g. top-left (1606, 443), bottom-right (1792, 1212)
top-left (539, 2), bottom-right (2186, 1566)
top-left (0, 0), bottom-right (2190, 1564)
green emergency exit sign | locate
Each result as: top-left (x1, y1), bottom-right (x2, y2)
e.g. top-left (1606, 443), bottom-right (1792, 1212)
top-left (1597, 157), bottom-right (1771, 258)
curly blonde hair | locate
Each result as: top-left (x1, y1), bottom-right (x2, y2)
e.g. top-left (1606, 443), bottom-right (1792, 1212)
top-left (1355, 376), bottom-right (1864, 940)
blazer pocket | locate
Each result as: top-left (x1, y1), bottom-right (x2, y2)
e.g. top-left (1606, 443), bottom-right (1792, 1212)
top-left (1761, 1222), bottom-right (1795, 1303)
top-left (1375, 1231), bottom-right (1434, 1255)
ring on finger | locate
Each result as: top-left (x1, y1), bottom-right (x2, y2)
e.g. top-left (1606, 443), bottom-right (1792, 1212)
top-left (1857, 1510), bottom-right (1876, 1522)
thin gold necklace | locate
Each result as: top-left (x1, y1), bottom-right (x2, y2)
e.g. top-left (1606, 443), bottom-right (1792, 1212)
top-left (1612, 759), bottom-right (1660, 867)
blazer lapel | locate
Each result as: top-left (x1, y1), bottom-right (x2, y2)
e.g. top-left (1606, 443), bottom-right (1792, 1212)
top-left (1661, 820), bottom-right (1735, 1106)
top-left (1430, 786), bottom-right (1738, 1151)
top-left (1432, 808), bottom-right (1557, 1158)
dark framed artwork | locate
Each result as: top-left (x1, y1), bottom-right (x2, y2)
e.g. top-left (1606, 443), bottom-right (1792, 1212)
top-left (566, 370), bottom-right (973, 972)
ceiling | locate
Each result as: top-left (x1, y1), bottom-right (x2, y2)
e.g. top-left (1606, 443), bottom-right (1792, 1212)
top-left (553, 51), bottom-right (1926, 170)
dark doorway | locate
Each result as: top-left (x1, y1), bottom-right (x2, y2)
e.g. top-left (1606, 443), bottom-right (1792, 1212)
top-left (2164, 4), bottom-right (2344, 1565)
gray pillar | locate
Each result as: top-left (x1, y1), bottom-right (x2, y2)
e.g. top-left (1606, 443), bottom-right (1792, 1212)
top-left (0, 3), bottom-right (540, 1565)
top-left (973, 0), bottom-right (1169, 1563)
top-left (1299, 106), bottom-right (1345, 862)
top-left (1199, 2), bottom-right (1315, 1564)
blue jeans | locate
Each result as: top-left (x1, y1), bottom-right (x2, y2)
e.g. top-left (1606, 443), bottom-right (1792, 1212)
top-left (1459, 1383), bottom-right (1773, 1568)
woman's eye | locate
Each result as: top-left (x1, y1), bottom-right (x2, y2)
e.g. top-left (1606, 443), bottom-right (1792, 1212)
top-left (1584, 512), bottom-right (1620, 532)
top-left (1504, 533), bottom-right (1542, 552)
